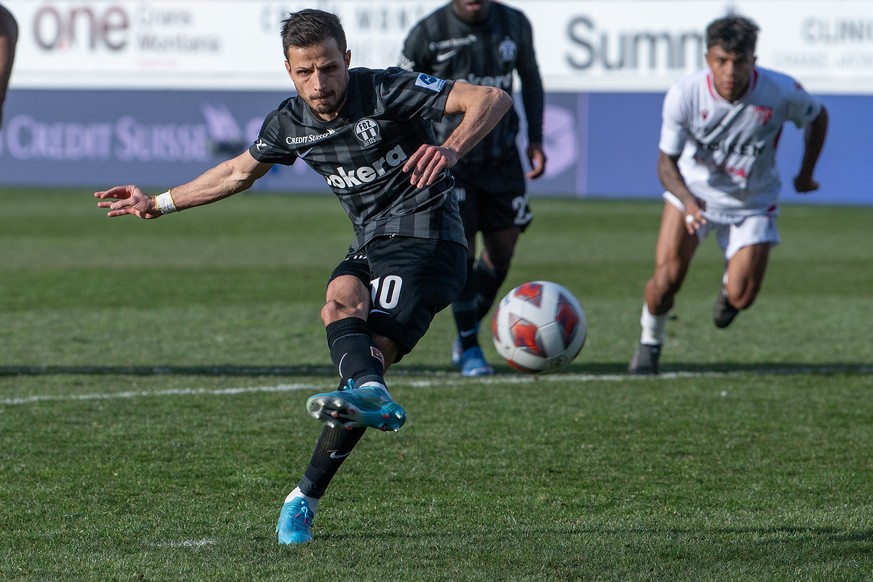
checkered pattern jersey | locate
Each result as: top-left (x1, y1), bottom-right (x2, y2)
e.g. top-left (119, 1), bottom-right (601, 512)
top-left (400, 2), bottom-right (544, 164)
top-left (249, 67), bottom-right (465, 251)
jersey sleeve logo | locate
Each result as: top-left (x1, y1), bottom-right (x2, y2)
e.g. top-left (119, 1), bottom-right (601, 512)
top-left (416, 73), bottom-right (446, 93)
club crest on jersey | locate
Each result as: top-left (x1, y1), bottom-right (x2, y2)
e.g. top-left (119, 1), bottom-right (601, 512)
top-left (354, 118), bottom-right (381, 146)
top-left (754, 105), bottom-right (774, 126)
top-left (416, 73), bottom-right (446, 93)
top-left (498, 38), bottom-right (517, 63)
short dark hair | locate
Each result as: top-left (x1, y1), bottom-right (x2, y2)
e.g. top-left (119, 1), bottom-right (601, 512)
top-left (280, 9), bottom-right (347, 57)
top-left (706, 16), bottom-right (759, 54)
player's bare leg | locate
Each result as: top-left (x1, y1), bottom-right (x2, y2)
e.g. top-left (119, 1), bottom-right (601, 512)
top-left (714, 242), bottom-right (770, 328)
top-left (630, 203), bottom-right (698, 374)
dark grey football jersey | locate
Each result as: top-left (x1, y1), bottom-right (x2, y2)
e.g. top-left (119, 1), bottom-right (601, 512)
top-left (400, 3), bottom-right (544, 164)
top-left (249, 67), bottom-right (465, 251)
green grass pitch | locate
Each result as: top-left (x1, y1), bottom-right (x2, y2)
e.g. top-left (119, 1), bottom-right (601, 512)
top-left (1, 188), bottom-right (871, 580)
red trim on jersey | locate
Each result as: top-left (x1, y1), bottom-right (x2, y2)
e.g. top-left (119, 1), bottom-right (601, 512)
top-left (706, 73), bottom-right (717, 99)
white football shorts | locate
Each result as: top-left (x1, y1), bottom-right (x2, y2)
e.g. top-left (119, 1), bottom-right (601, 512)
top-left (664, 191), bottom-right (780, 260)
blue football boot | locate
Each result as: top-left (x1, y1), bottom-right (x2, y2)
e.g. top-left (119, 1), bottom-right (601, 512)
top-left (306, 381), bottom-right (406, 432)
top-left (276, 497), bottom-right (314, 545)
top-left (459, 346), bottom-right (495, 377)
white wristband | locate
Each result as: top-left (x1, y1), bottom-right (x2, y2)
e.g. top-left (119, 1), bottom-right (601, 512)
top-left (154, 190), bottom-right (177, 214)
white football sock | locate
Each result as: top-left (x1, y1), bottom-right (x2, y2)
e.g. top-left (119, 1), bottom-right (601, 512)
top-left (285, 487), bottom-right (319, 512)
top-left (639, 304), bottom-right (668, 345)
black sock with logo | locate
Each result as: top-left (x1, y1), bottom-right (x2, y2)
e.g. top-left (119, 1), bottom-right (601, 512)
top-left (452, 257), bottom-right (480, 351)
top-left (298, 425), bottom-right (366, 498)
top-left (326, 317), bottom-right (386, 388)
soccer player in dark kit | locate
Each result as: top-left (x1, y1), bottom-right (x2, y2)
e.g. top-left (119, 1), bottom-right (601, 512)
top-left (0, 2), bottom-right (18, 129)
top-left (401, 0), bottom-right (547, 377)
top-left (95, 9), bottom-right (511, 544)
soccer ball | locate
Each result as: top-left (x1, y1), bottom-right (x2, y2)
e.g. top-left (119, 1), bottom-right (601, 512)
top-left (491, 281), bottom-right (587, 374)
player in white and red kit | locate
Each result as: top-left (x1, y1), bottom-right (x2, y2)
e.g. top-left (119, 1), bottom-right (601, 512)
top-left (629, 15), bottom-right (828, 375)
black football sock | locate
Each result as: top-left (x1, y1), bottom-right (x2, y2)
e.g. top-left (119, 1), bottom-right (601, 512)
top-left (298, 424), bottom-right (367, 499)
top-left (326, 317), bottom-right (386, 388)
top-left (452, 257), bottom-right (480, 351)
top-left (475, 257), bottom-right (510, 322)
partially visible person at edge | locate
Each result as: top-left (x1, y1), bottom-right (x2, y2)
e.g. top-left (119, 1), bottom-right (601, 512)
top-left (95, 9), bottom-right (512, 544)
top-left (628, 15), bottom-right (828, 375)
top-left (400, 0), bottom-right (546, 377)
top-left (0, 3), bottom-right (18, 129)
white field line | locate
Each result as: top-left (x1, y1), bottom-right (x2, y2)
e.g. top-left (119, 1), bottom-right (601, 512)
top-left (151, 538), bottom-right (216, 548)
top-left (1, 383), bottom-right (315, 406)
top-left (3, 365), bottom-right (872, 407)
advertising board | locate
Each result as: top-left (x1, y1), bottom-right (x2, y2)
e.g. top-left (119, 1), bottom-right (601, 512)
top-left (5, 0), bottom-right (872, 94)
top-left (0, 1), bottom-right (869, 204)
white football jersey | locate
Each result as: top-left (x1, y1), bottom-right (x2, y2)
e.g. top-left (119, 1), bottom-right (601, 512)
top-left (659, 66), bottom-right (822, 215)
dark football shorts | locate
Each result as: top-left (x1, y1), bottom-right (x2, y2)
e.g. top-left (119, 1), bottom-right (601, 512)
top-left (451, 148), bottom-right (532, 235)
top-left (329, 236), bottom-right (466, 360)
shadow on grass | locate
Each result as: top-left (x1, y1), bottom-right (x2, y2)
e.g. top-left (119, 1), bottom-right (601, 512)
top-left (0, 364), bottom-right (337, 377)
top-left (643, 361), bottom-right (873, 377)
top-left (319, 524), bottom-right (873, 546)
top-left (1, 362), bottom-right (870, 377)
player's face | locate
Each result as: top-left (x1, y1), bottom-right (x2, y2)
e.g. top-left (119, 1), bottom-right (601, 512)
top-left (706, 45), bottom-right (756, 103)
top-left (285, 39), bottom-right (351, 121)
top-left (452, 0), bottom-right (491, 23)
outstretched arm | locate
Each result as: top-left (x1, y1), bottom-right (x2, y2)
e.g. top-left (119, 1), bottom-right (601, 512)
top-left (95, 150), bottom-right (274, 219)
top-left (794, 105), bottom-right (828, 194)
top-left (402, 82), bottom-right (513, 188)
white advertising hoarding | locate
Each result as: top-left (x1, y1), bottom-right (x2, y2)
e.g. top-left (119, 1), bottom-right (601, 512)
top-left (4, 0), bottom-right (873, 94)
